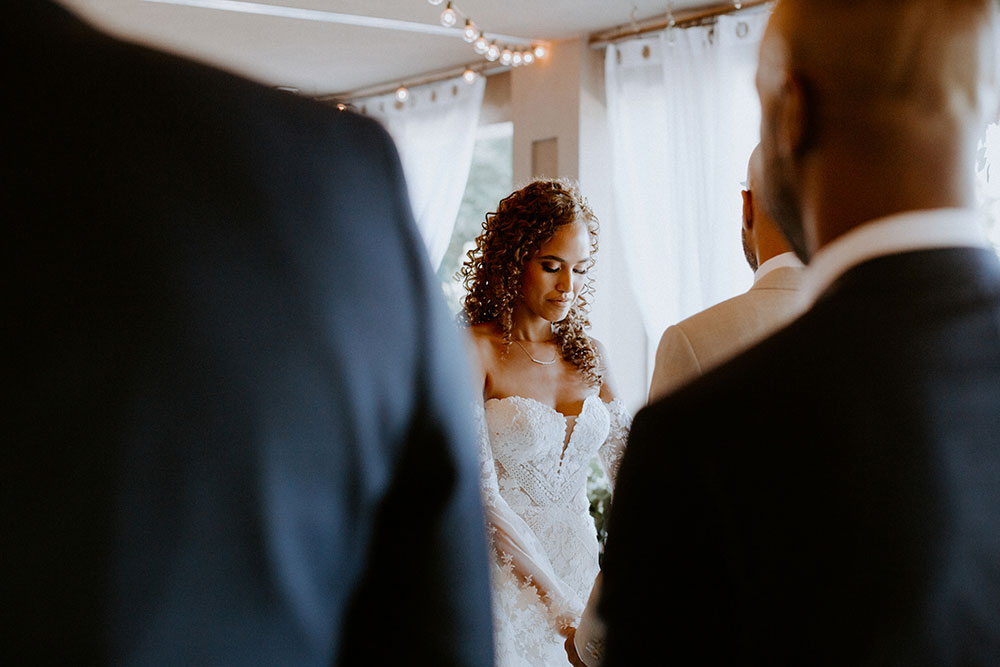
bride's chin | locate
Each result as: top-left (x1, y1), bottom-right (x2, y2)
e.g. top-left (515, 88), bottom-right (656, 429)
top-left (545, 304), bottom-right (572, 321)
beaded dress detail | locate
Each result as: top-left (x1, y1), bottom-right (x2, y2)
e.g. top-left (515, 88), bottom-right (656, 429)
top-left (475, 395), bottom-right (630, 666)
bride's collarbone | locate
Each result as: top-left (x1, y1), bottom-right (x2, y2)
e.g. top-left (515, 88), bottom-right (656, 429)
top-left (484, 377), bottom-right (594, 417)
top-left (483, 345), bottom-right (598, 416)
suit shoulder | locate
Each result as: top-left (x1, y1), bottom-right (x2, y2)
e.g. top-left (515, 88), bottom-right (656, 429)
top-left (675, 290), bottom-right (756, 331)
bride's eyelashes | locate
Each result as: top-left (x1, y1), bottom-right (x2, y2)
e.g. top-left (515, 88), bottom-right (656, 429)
top-left (540, 263), bottom-right (590, 274)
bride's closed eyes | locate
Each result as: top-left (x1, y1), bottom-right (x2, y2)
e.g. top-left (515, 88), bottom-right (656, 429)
top-left (539, 261), bottom-right (591, 274)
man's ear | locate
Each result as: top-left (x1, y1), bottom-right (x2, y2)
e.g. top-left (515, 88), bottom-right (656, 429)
top-left (776, 72), bottom-right (810, 158)
top-left (741, 189), bottom-right (753, 231)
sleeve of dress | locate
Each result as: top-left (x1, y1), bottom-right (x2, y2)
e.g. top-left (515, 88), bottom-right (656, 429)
top-left (473, 402), bottom-right (585, 623)
top-left (598, 398), bottom-right (632, 491)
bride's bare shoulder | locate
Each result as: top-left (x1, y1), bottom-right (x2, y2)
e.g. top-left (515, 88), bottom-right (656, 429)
top-left (465, 321), bottom-right (504, 368)
top-left (468, 322), bottom-right (503, 348)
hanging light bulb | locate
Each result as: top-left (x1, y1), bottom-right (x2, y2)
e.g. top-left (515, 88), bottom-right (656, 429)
top-left (733, 0), bottom-right (743, 7)
top-left (533, 44), bottom-right (547, 59)
top-left (511, 51), bottom-right (523, 67)
top-left (473, 33), bottom-right (489, 54)
top-left (522, 50), bottom-right (534, 65)
top-left (500, 47), bottom-right (513, 66)
top-left (336, 102), bottom-right (347, 111)
top-left (462, 19), bottom-right (478, 43)
top-left (462, 67), bottom-right (478, 84)
top-left (486, 42), bottom-right (500, 62)
top-left (440, 2), bottom-right (457, 27)
top-left (395, 85), bottom-right (409, 102)
top-left (427, 0), bottom-right (443, 4)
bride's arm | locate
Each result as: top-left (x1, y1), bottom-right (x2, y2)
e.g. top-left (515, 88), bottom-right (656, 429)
top-left (594, 339), bottom-right (632, 490)
top-left (472, 402), bottom-right (585, 626)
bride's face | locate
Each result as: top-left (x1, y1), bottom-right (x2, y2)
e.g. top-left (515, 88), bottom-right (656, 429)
top-left (518, 220), bottom-right (592, 323)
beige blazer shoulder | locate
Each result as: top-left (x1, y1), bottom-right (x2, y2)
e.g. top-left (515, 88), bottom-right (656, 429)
top-left (648, 266), bottom-right (806, 403)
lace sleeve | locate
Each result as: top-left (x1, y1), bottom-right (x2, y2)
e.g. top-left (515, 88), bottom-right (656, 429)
top-left (598, 399), bottom-right (632, 491)
top-left (473, 402), bottom-right (585, 622)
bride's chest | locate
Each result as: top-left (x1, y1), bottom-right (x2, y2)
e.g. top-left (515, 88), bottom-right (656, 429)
top-left (484, 395), bottom-right (610, 470)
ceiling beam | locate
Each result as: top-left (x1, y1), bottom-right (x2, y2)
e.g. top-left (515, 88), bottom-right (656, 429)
top-left (142, 0), bottom-right (535, 45)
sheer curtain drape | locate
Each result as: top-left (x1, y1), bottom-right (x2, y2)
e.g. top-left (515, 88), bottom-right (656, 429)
top-left (354, 76), bottom-right (485, 269)
top-left (604, 10), bottom-right (769, 379)
top-left (977, 122), bottom-right (1000, 255)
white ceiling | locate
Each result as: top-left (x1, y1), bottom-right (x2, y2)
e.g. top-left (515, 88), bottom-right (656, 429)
top-left (58, 0), bottom-right (713, 97)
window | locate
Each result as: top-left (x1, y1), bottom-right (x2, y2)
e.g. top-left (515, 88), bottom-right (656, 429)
top-left (437, 121), bottom-right (514, 315)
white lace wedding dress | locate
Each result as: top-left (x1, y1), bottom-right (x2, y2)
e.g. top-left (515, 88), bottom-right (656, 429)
top-left (475, 394), bottom-right (630, 666)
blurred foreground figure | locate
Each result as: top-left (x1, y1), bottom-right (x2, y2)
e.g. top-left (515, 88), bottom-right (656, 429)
top-left (601, 0), bottom-right (1000, 664)
top-left (3, 2), bottom-right (494, 665)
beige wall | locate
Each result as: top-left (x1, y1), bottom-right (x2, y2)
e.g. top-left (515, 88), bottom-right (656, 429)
top-left (479, 71), bottom-right (512, 126)
top-left (510, 38), bottom-right (582, 184)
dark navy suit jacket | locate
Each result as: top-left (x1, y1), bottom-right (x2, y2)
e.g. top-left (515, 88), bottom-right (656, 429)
top-left (601, 246), bottom-right (1000, 665)
top-left (4, 3), bottom-right (494, 665)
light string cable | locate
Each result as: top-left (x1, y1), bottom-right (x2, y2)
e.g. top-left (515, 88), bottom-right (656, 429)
top-left (425, 0), bottom-right (548, 67)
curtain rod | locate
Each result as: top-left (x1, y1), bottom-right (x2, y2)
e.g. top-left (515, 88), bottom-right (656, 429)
top-left (319, 62), bottom-right (508, 104)
top-left (589, 0), bottom-right (772, 48)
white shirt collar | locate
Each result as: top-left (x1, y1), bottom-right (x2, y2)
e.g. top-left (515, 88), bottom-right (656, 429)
top-left (802, 208), bottom-right (991, 304)
top-left (753, 251), bottom-right (804, 285)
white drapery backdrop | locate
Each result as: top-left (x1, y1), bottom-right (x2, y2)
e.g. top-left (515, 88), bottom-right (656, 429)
top-left (354, 76), bottom-right (485, 269)
top-left (604, 9), bottom-right (770, 379)
top-left (977, 121), bottom-right (1000, 254)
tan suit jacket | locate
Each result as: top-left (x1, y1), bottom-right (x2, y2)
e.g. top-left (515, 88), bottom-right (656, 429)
top-left (648, 264), bottom-right (806, 403)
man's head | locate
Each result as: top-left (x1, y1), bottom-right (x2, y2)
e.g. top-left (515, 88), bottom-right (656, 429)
top-left (742, 144), bottom-right (794, 272)
top-left (756, 0), bottom-right (1000, 262)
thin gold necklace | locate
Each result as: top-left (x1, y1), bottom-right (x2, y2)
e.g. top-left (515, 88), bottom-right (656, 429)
top-left (514, 340), bottom-right (558, 365)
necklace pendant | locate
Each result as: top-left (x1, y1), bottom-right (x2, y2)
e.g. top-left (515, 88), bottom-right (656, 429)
top-left (515, 340), bottom-right (559, 365)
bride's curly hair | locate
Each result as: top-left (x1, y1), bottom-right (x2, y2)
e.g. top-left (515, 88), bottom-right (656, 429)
top-left (459, 179), bottom-right (602, 386)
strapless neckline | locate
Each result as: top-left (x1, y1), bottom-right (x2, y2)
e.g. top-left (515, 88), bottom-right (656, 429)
top-left (484, 393), bottom-right (602, 420)
top-left (484, 394), bottom-right (604, 462)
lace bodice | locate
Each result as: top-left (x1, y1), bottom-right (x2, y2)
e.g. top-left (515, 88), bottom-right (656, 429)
top-left (487, 394), bottom-right (608, 507)
top-left (475, 394), bottom-right (631, 623)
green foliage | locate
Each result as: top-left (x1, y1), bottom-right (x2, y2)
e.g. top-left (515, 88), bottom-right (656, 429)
top-left (587, 459), bottom-right (612, 551)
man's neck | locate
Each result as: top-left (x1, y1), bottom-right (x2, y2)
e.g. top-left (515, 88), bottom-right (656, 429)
top-left (803, 133), bottom-right (976, 259)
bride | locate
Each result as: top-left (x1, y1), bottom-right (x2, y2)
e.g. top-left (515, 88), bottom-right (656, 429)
top-left (460, 180), bottom-right (630, 665)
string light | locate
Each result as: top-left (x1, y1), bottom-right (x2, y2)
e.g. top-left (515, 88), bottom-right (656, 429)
top-left (395, 85), bottom-right (409, 102)
top-left (462, 67), bottom-right (478, 83)
top-left (473, 33), bottom-right (489, 54)
top-left (440, 2), bottom-right (457, 27)
top-left (462, 19), bottom-right (478, 42)
top-left (423, 1), bottom-right (546, 68)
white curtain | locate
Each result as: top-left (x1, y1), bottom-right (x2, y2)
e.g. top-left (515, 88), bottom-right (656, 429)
top-left (604, 9), bottom-right (770, 379)
top-left (977, 121), bottom-right (1000, 255)
top-left (354, 76), bottom-right (485, 269)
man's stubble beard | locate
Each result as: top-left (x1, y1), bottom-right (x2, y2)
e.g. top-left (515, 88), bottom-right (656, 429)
top-left (741, 226), bottom-right (758, 272)
top-left (761, 144), bottom-right (810, 263)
